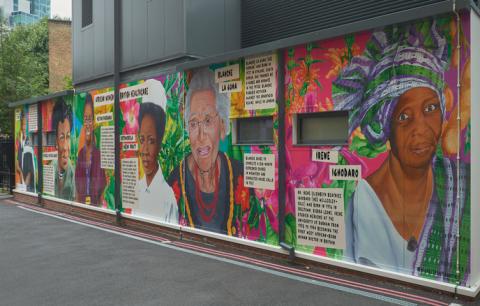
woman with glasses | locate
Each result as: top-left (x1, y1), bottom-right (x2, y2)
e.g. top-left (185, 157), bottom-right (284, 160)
top-left (168, 68), bottom-right (247, 235)
top-left (75, 93), bottom-right (106, 206)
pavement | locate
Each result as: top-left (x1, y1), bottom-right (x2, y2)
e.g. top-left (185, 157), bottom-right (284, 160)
top-left (0, 199), bottom-right (476, 306)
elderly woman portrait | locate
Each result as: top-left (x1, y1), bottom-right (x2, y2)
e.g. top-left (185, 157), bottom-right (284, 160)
top-left (168, 67), bottom-right (244, 235)
top-left (135, 79), bottom-right (178, 223)
top-left (52, 98), bottom-right (75, 201)
top-left (75, 93), bottom-right (106, 206)
top-left (334, 19), bottom-right (469, 282)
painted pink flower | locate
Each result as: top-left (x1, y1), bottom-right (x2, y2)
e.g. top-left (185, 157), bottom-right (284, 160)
top-left (120, 99), bottom-right (140, 134)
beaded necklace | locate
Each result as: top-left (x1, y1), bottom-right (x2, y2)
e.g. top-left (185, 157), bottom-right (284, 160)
top-left (193, 159), bottom-right (219, 222)
top-left (180, 153), bottom-right (235, 235)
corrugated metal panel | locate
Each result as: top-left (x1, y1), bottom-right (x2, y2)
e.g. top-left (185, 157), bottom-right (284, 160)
top-left (241, 0), bottom-right (450, 47)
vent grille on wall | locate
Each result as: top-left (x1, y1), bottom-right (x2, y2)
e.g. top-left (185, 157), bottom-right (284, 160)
top-left (241, 0), bottom-right (448, 47)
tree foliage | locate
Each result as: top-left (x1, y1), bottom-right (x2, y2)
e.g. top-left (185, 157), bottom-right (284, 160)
top-left (0, 18), bottom-right (49, 135)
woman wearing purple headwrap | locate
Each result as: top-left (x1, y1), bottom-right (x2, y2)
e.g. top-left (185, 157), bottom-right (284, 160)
top-left (333, 18), bottom-right (469, 283)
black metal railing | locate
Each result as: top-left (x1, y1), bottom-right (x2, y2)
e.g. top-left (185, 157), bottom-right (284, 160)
top-left (0, 136), bottom-right (14, 194)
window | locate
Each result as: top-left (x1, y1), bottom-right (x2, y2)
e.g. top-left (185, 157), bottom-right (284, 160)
top-left (234, 116), bottom-right (274, 145)
top-left (46, 132), bottom-right (56, 146)
top-left (31, 133), bottom-right (39, 147)
top-left (82, 0), bottom-right (93, 28)
top-left (294, 111), bottom-right (349, 145)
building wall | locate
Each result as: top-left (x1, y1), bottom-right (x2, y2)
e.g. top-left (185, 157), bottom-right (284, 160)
top-left (72, 0), bottom-right (115, 84)
top-left (470, 9), bottom-right (480, 286)
top-left (241, 0), bottom-right (455, 47)
top-left (73, 0), bottom-right (240, 86)
top-left (48, 19), bottom-right (72, 92)
top-left (14, 11), bottom-right (476, 291)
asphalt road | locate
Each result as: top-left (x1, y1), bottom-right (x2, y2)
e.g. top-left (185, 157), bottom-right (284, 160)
top-left (0, 199), bottom-right (466, 306)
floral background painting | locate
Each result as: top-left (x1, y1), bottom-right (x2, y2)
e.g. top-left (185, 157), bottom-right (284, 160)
top-left (284, 14), bottom-right (471, 284)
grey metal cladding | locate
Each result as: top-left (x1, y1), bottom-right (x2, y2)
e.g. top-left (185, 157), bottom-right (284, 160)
top-left (73, 0), bottom-right (114, 84)
top-left (241, 0), bottom-right (454, 47)
top-left (73, 0), bottom-right (241, 86)
top-left (121, 0), bottom-right (186, 70)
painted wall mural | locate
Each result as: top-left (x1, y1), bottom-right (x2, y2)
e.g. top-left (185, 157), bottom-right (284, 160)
top-left (42, 97), bottom-right (75, 200)
top-left (119, 75), bottom-right (185, 222)
top-left (76, 89), bottom-right (116, 209)
top-left (41, 91), bottom-right (115, 210)
top-left (118, 63), bottom-right (280, 245)
top-left (13, 13), bottom-right (473, 287)
top-left (171, 61), bottom-right (279, 242)
top-left (14, 104), bottom-right (39, 193)
top-left (285, 14), bottom-right (471, 284)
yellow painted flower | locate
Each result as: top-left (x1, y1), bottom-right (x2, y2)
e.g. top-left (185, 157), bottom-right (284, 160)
top-left (230, 89), bottom-right (249, 117)
top-left (325, 45), bottom-right (361, 79)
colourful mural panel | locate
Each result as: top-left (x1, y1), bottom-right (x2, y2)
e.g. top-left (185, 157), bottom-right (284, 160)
top-left (41, 90), bottom-right (115, 210)
top-left (14, 104), bottom-right (39, 193)
top-left (119, 74), bottom-right (185, 222)
top-left (74, 89), bottom-right (116, 209)
top-left (175, 59), bottom-right (279, 243)
top-left (41, 97), bottom-right (76, 200)
top-left (284, 14), bottom-right (471, 284)
top-left (11, 12), bottom-right (473, 288)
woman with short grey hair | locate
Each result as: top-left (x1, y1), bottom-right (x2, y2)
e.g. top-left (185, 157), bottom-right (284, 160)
top-left (185, 67), bottom-right (230, 135)
top-left (168, 67), bottom-right (249, 235)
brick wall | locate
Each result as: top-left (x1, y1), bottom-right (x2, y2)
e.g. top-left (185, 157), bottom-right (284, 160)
top-left (48, 19), bottom-right (72, 92)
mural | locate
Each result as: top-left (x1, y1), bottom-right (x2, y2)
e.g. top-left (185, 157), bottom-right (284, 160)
top-left (14, 104), bottom-right (39, 193)
top-left (41, 91), bottom-right (115, 210)
top-left (12, 12), bottom-right (473, 287)
top-left (169, 61), bottom-right (279, 243)
top-left (42, 97), bottom-right (75, 200)
top-left (285, 15), bottom-right (470, 284)
top-left (119, 75), bottom-right (185, 222)
top-left (118, 67), bottom-right (280, 245)
top-left (74, 90), bottom-right (116, 209)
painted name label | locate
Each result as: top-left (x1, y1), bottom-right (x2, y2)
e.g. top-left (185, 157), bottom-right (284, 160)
top-left (94, 91), bottom-right (115, 107)
top-left (122, 143), bottom-right (138, 151)
top-left (120, 134), bottom-right (136, 142)
top-left (329, 165), bottom-right (361, 181)
top-left (312, 149), bottom-right (338, 163)
top-left (219, 81), bottom-right (242, 93)
top-left (43, 151), bottom-right (58, 160)
top-left (95, 113), bottom-right (113, 124)
top-left (215, 64), bottom-right (240, 83)
top-left (119, 83), bottom-right (149, 101)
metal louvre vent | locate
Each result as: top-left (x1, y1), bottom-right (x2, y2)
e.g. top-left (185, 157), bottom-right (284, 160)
top-left (241, 0), bottom-right (447, 47)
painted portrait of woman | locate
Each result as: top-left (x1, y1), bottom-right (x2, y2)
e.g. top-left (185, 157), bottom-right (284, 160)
top-left (168, 68), bottom-right (248, 235)
top-left (333, 18), bottom-right (470, 282)
top-left (75, 93), bottom-right (106, 206)
top-left (135, 79), bottom-right (178, 223)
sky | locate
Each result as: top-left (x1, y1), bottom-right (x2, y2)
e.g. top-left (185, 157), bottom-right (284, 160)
top-left (51, 0), bottom-right (71, 19)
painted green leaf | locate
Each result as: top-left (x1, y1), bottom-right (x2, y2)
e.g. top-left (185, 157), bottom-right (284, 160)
top-left (287, 60), bottom-right (298, 70)
top-left (299, 82), bottom-right (309, 97)
top-left (288, 48), bottom-right (295, 58)
top-left (284, 213), bottom-right (296, 246)
top-left (265, 216), bottom-right (279, 245)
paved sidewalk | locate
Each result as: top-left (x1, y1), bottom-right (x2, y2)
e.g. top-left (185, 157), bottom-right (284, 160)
top-left (0, 200), bottom-right (472, 306)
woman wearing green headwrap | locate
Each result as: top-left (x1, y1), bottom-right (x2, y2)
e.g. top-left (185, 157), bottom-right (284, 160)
top-left (333, 18), bottom-right (469, 283)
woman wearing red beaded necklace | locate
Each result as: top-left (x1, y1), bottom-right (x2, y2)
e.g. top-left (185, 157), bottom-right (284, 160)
top-left (168, 68), bottom-right (250, 235)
